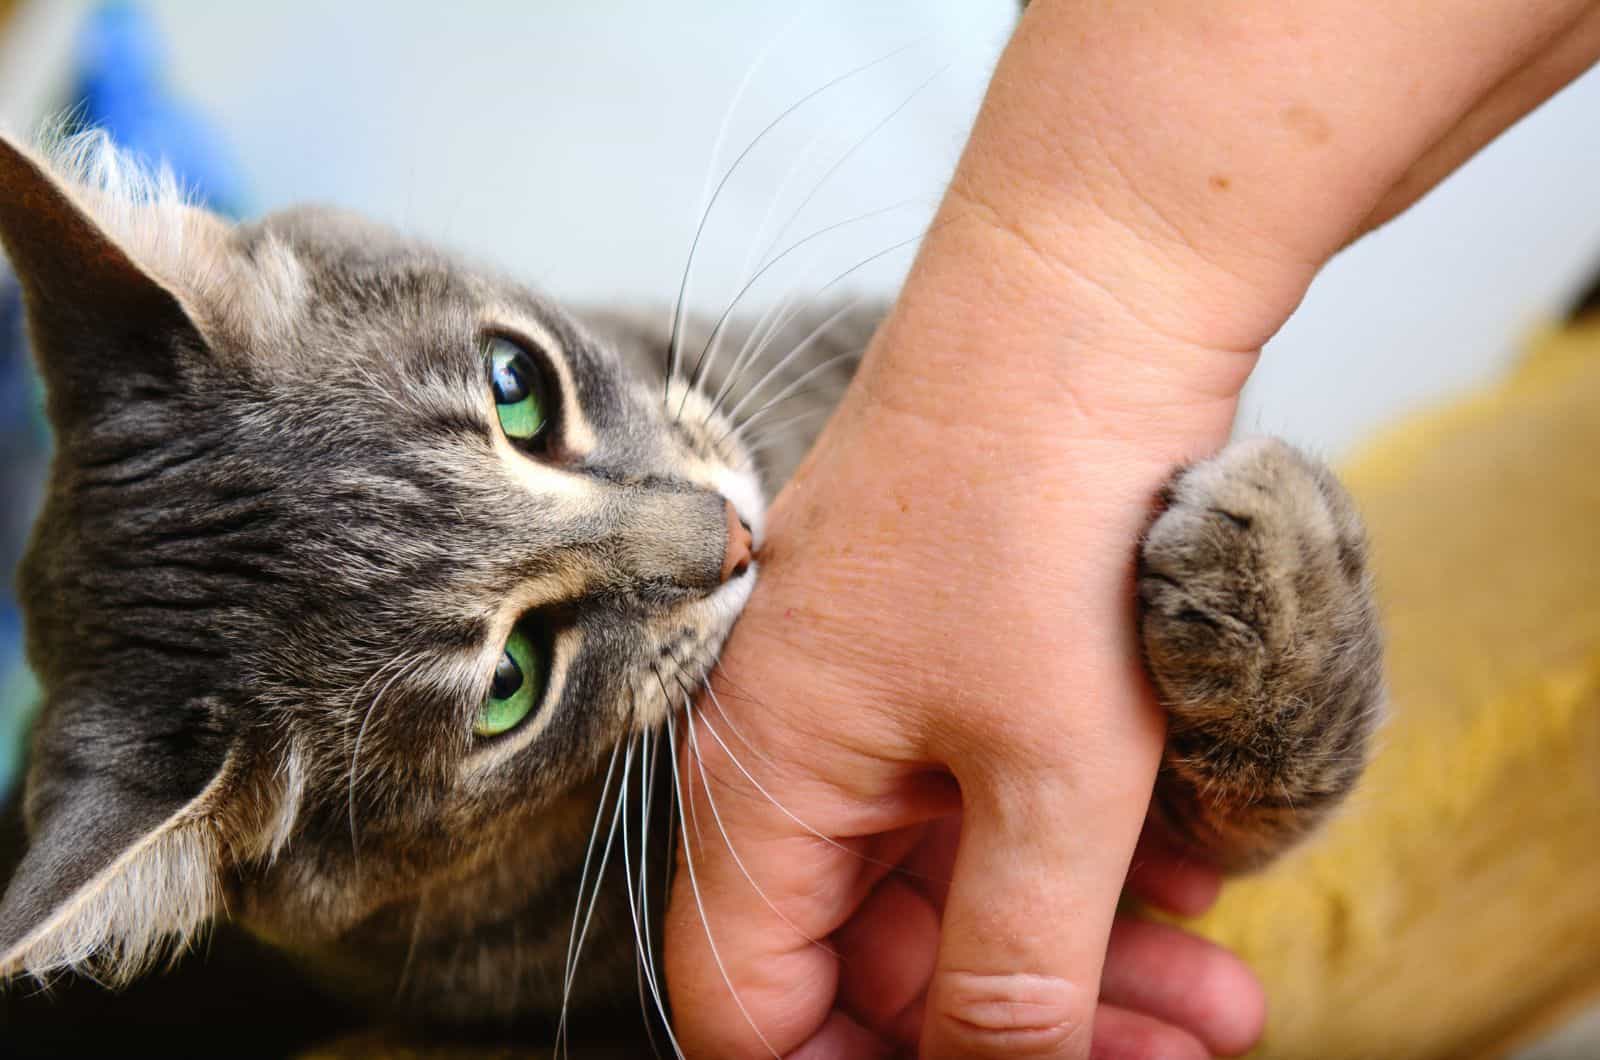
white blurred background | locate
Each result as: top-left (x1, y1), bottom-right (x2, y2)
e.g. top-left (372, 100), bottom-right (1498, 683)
top-left (7, 0), bottom-right (1600, 461)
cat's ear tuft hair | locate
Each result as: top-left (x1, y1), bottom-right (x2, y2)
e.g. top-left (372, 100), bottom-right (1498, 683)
top-left (0, 133), bottom-right (207, 424)
top-left (0, 725), bottom-right (284, 988)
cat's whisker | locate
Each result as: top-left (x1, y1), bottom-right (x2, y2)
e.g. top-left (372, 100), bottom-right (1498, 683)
top-left (346, 654), bottom-right (424, 872)
top-left (711, 220), bottom-right (952, 438)
top-left (727, 23), bottom-right (938, 303)
top-left (717, 349), bottom-right (862, 449)
top-left (726, 377), bottom-right (839, 453)
top-left (753, 64), bottom-right (950, 278)
top-left (692, 684), bottom-right (846, 855)
top-left (703, 661), bottom-right (780, 769)
top-left (679, 201), bottom-right (913, 420)
top-left (637, 724), bottom-right (657, 966)
top-left (694, 35), bottom-right (955, 411)
top-left (665, 709), bottom-right (781, 1059)
top-left (705, 210), bottom-right (923, 429)
top-left (620, 731), bottom-right (680, 1060)
top-left (695, 682), bottom-right (929, 884)
top-left (707, 288), bottom-right (870, 426)
top-left (560, 739), bottom-right (634, 1053)
top-left (632, 725), bottom-right (682, 1060)
top-left (714, 212), bottom-right (954, 428)
top-left (665, 37), bottom-right (929, 407)
top-left (556, 738), bottom-right (625, 1056)
top-left (707, 286), bottom-right (803, 419)
top-left (723, 124), bottom-right (836, 331)
top-left (735, 408), bottom-right (831, 467)
top-left (663, 8), bottom-right (807, 410)
top-left (656, 667), bottom-right (703, 845)
top-left (628, 725), bottom-right (686, 1060)
top-left (393, 886), bottom-right (428, 1003)
top-left (676, 683), bottom-right (837, 956)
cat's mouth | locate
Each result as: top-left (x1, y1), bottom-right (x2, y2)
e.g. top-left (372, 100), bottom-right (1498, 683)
top-left (634, 545), bottom-right (757, 732)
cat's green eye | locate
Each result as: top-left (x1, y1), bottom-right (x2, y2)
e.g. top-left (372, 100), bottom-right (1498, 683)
top-left (487, 337), bottom-right (548, 443)
top-left (475, 625), bottom-right (550, 737)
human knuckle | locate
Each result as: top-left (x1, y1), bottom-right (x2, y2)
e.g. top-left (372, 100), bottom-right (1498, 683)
top-left (933, 970), bottom-right (1089, 1056)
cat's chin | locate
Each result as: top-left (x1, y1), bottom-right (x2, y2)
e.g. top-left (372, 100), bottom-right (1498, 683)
top-left (705, 557), bottom-right (758, 629)
top-left (630, 565), bottom-right (758, 732)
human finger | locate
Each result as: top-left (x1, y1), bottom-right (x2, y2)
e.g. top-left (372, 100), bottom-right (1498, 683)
top-left (1100, 917), bottom-right (1266, 1058)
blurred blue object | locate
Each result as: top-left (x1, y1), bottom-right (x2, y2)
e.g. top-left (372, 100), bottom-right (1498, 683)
top-left (72, 1), bottom-right (247, 216)
top-left (0, 1), bottom-right (249, 792)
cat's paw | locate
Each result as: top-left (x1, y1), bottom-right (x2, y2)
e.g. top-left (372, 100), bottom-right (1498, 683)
top-left (1137, 437), bottom-right (1383, 870)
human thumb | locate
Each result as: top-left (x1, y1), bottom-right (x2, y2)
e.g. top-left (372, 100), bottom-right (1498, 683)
top-left (920, 751), bottom-right (1159, 1058)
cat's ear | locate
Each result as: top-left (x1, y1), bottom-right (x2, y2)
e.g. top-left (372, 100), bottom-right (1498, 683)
top-left (0, 714), bottom-right (274, 986)
top-left (0, 134), bottom-right (207, 424)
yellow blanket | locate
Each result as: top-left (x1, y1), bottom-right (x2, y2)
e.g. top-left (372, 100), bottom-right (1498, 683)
top-left (1186, 324), bottom-right (1600, 1059)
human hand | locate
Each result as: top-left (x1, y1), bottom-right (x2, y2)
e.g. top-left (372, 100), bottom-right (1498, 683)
top-left (666, 2), bottom-right (1600, 1057)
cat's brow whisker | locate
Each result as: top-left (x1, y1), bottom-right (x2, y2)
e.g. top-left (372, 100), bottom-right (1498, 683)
top-left (665, 36), bottom-right (931, 404)
top-left (665, 710), bottom-right (781, 1059)
top-left (556, 738), bottom-right (625, 1056)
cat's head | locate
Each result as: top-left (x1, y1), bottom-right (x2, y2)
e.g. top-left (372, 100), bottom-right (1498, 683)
top-left (0, 132), bottom-right (763, 988)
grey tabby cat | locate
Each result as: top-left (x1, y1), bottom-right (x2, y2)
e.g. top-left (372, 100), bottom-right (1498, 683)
top-left (0, 129), bottom-right (1382, 1039)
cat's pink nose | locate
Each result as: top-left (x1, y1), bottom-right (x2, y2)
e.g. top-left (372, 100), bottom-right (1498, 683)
top-left (721, 499), bottom-right (754, 582)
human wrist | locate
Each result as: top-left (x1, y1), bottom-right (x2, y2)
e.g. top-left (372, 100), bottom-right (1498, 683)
top-left (865, 202), bottom-right (1255, 461)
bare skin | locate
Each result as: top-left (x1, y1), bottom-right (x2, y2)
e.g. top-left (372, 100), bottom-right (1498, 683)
top-left (666, 2), bottom-right (1600, 1057)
